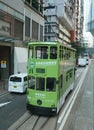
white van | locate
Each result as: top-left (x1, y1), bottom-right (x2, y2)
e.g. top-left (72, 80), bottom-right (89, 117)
top-left (8, 73), bottom-right (28, 93)
top-left (78, 57), bottom-right (87, 67)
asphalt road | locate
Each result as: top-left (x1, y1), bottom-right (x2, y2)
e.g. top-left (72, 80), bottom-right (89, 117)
top-left (0, 93), bottom-right (27, 130)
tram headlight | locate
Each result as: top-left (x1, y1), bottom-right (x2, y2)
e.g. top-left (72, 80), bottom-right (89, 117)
top-left (37, 99), bottom-right (42, 105)
top-left (52, 108), bottom-right (56, 111)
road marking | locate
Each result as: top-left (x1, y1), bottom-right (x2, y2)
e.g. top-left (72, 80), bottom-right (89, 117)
top-left (0, 101), bottom-right (11, 108)
top-left (58, 66), bottom-right (89, 130)
top-left (76, 73), bottom-right (79, 78)
top-left (0, 92), bottom-right (9, 98)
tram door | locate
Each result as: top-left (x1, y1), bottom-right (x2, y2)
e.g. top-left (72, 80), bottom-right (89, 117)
top-left (0, 46), bottom-right (11, 80)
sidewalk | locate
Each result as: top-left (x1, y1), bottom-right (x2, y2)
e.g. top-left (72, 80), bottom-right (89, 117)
top-left (0, 80), bottom-right (8, 95)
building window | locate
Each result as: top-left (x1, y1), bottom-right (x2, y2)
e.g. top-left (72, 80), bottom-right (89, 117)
top-left (47, 16), bottom-right (51, 22)
top-left (45, 26), bottom-right (47, 33)
top-left (40, 25), bottom-right (43, 41)
top-left (32, 0), bottom-right (39, 11)
top-left (32, 20), bottom-right (38, 40)
top-left (25, 0), bottom-right (30, 4)
top-left (45, 25), bottom-right (51, 33)
top-left (48, 25), bottom-right (51, 33)
top-left (44, 36), bottom-right (47, 41)
top-left (25, 16), bottom-right (30, 37)
top-left (25, 0), bottom-right (43, 14)
top-left (48, 36), bottom-right (51, 41)
top-left (14, 19), bottom-right (23, 40)
top-left (0, 20), bottom-right (10, 36)
top-left (40, 0), bottom-right (43, 14)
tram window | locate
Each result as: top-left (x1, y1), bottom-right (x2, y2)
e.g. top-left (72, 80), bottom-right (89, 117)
top-left (35, 46), bottom-right (48, 59)
top-left (46, 78), bottom-right (56, 91)
top-left (70, 72), bottom-right (72, 78)
top-left (59, 47), bottom-right (63, 60)
top-left (59, 75), bottom-right (63, 88)
top-left (28, 76), bottom-right (35, 89)
top-left (66, 75), bottom-right (68, 81)
top-left (29, 46), bottom-right (33, 58)
top-left (68, 50), bottom-right (70, 59)
top-left (50, 46), bottom-right (57, 59)
top-left (59, 49), bottom-right (61, 60)
top-left (61, 48), bottom-right (64, 59)
top-left (36, 77), bottom-right (45, 91)
top-left (63, 49), bottom-right (66, 60)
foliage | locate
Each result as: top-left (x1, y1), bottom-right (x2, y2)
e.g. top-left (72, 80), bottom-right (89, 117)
top-left (71, 42), bottom-right (86, 57)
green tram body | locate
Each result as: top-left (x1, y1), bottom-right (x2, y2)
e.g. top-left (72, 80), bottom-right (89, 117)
top-left (27, 41), bottom-right (76, 116)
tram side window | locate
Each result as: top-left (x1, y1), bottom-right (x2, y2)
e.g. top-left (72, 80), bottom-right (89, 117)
top-left (59, 75), bottom-right (63, 88)
top-left (28, 76), bottom-right (35, 89)
top-left (36, 77), bottom-right (45, 91)
top-left (59, 46), bottom-right (63, 60)
top-left (69, 51), bottom-right (71, 58)
top-left (70, 71), bottom-right (73, 78)
top-left (66, 75), bottom-right (68, 82)
top-left (50, 46), bottom-right (57, 59)
top-left (63, 49), bottom-right (66, 60)
top-left (46, 78), bottom-right (56, 91)
top-left (35, 46), bottom-right (48, 59)
top-left (59, 49), bottom-right (61, 60)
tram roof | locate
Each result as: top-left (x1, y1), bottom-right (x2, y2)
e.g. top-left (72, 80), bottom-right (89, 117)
top-left (28, 41), bottom-right (58, 45)
top-left (28, 41), bottom-right (76, 51)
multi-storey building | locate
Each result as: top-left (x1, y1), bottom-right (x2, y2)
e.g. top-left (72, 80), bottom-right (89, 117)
top-left (74, 0), bottom-right (84, 44)
top-left (44, 0), bottom-right (75, 45)
top-left (82, 0), bottom-right (93, 48)
top-left (44, 0), bottom-right (84, 45)
top-left (0, 0), bottom-right (44, 80)
top-left (87, 0), bottom-right (94, 37)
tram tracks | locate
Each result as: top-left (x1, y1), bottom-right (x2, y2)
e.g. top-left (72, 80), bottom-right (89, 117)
top-left (8, 110), bottom-right (59, 130)
top-left (8, 111), bottom-right (50, 130)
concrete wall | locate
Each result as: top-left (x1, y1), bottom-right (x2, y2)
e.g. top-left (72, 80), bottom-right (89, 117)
top-left (1, 0), bottom-right (24, 14)
top-left (14, 47), bottom-right (28, 74)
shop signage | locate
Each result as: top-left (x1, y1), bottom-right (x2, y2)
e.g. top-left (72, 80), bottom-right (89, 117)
top-left (1, 60), bottom-right (6, 68)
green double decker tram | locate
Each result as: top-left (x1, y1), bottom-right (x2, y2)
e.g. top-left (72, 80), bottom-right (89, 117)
top-left (27, 41), bottom-right (76, 116)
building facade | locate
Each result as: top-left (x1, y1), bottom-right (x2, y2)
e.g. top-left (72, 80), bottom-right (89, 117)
top-left (0, 0), bottom-right (44, 79)
top-left (87, 0), bottom-right (94, 36)
top-left (75, 0), bottom-right (84, 43)
top-left (44, 0), bottom-right (75, 45)
top-left (44, 0), bottom-right (84, 45)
